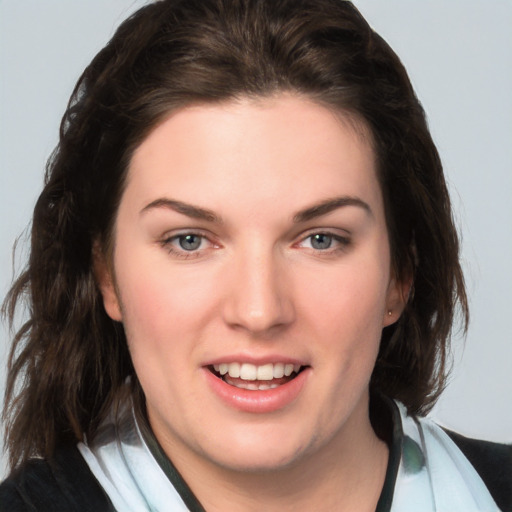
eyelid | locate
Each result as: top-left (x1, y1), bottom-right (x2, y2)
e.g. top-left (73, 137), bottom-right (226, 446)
top-left (160, 225), bottom-right (220, 240)
top-left (295, 226), bottom-right (351, 241)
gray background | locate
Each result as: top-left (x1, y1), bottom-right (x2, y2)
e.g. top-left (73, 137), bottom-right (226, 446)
top-left (1, 0), bottom-right (511, 478)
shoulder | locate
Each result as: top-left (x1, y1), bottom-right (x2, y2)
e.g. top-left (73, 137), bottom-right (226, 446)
top-left (388, 399), bottom-right (510, 511)
top-left (0, 443), bottom-right (114, 512)
top-left (444, 429), bottom-right (512, 512)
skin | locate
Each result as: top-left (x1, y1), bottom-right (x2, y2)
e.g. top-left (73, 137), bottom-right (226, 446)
top-left (96, 94), bottom-right (407, 511)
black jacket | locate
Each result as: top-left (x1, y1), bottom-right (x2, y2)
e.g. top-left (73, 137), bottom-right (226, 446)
top-left (1, 434), bottom-right (511, 511)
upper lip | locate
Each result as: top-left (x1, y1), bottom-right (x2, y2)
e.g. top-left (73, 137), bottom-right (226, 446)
top-left (203, 354), bottom-right (308, 367)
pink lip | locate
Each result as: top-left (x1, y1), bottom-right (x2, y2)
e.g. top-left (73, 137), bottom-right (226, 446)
top-left (204, 354), bottom-right (306, 366)
top-left (202, 366), bottom-right (310, 414)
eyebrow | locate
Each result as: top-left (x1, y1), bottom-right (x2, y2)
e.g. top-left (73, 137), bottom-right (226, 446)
top-left (140, 195), bottom-right (371, 224)
top-left (293, 196), bottom-right (372, 223)
top-left (140, 198), bottom-right (221, 223)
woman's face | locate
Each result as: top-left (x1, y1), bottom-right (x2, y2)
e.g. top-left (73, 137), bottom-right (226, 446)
top-left (98, 94), bottom-right (404, 472)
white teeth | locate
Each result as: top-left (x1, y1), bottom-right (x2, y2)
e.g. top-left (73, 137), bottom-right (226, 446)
top-left (256, 363), bottom-right (274, 381)
top-left (227, 362), bottom-right (240, 378)
top-left (240, 363), bottom-right (257, 380)
top-left (273, 363), bottom-right (285, 378)
top-left (214, 362), bottom-right (303, 381)
top-left (227, 380), bottom-right (283, 391)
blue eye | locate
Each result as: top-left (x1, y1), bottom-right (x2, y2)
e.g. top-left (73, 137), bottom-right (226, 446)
top-left (309, 233), bottom-right (333, 250)
top-left (297, 231), bottom-right (350, 254)
top-left (161, 232), bottom-right (215, 259)
top-left (177, 234), bottom-right (203, 251)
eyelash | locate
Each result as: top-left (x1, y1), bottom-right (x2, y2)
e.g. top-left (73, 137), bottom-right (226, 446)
top-left (160, 231), bottom-right (216, 260)
top-left (160, 230), bottom-right (351, 259)
top-left (296, 231), bottom-right (351, 255)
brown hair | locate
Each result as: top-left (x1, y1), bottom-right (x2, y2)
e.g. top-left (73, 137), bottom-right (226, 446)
top-left (3, 0), bottom-right (467, 470)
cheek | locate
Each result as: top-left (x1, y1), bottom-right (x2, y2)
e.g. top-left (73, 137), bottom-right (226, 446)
top-left (301, 261), bottom-right (389, 330)
top-left (114, 252), bottom-right (221, 347)
top-left (116, 267), bottom-right (205, 398)
top-left (298, 253), bottom-right (390, 375)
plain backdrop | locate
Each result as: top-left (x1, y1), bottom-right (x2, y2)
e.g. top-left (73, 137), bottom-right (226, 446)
top-left (1, 0), bottom-right (511, 478)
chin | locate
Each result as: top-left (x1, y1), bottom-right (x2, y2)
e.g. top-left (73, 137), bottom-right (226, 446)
top-left (212, 449), bottom-right (307, 474)
top-left (197, 424), bottom-right (316, 473)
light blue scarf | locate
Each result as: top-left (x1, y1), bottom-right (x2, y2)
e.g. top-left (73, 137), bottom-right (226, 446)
top-left (78, 399), bottom-right (499, 511)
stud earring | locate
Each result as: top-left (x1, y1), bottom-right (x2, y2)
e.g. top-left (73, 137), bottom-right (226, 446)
top-left (388, 310), bottom-right (392, 316)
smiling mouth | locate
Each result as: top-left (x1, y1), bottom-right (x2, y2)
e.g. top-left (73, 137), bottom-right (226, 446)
top-left (209, 362), bottom-right (306, 390)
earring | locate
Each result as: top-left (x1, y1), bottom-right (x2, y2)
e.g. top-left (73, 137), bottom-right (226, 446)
top-left (388, 310), bottom-right (392, 316)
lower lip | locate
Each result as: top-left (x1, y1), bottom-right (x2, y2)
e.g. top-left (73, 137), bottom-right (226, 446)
top-left (203, 367), bottom-right (310, 414)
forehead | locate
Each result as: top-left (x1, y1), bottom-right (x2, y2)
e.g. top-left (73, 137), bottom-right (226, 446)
top-left (125, 94), bottom-right (381, 218)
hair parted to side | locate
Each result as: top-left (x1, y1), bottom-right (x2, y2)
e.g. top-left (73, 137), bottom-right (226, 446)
top-left (3, 0), bottom-right (468, 470)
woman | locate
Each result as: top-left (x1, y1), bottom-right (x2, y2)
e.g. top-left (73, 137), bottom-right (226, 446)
top-left (1, 0), bottom-right (510, 510)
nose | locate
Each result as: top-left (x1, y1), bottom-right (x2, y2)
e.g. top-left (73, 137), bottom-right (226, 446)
top-left (222, 244), bottom-right (295, 336)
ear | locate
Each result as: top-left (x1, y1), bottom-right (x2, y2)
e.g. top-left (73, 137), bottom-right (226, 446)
top-left (382, 273), bottom-right (412, 328)
top-left (93, 243), bottom-right (123, 322)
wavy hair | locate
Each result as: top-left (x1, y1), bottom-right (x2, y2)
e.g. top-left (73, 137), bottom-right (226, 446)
top-left (3, 0), bottom-right (467, 469)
